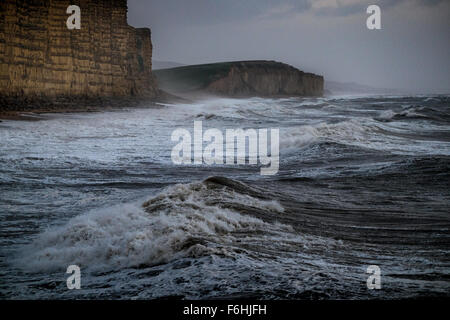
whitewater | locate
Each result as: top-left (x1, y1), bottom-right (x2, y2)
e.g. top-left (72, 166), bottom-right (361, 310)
top-left (0, 95), bottom-right (449, 299)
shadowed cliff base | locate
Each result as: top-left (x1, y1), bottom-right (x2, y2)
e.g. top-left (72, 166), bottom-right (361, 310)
top-left (153, 61), bottom-right (324, 99)
top-left (0, 91), bottom-right (183, 120)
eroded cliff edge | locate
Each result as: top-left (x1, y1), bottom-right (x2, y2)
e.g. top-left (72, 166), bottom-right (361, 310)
top-left (0, 0), bottom-right (159, 113)
top-left (154, 61), bottom-right (324, 98)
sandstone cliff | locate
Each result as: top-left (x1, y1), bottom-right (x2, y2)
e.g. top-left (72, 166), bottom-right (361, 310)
top-left (0, 0), bottom-right (159, 111)
top-left (154, 61), bottom-right (324, 98)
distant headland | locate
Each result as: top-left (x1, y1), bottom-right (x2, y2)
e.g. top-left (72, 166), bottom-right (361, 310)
top-left (153, 61), bottom-right (324, 98)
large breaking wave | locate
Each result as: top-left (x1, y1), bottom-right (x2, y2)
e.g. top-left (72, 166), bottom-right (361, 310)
top-left (15, 177), bottom-right (294, 272)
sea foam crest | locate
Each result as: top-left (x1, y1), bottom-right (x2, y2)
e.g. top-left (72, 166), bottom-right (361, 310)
top-left (15, 178), bottom-right (286, 272)
top-left (282, 120), bottom-right (382, 150)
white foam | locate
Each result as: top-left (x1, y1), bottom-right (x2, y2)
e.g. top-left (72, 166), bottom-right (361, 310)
top-left (282, 120), bottom-right (380, 149)
top-left (377, 106), bottom-right (426, 121)
top-left (281, 119), bottom-right (450, 155)
top-left (15, 181), bottom-right (287, 272)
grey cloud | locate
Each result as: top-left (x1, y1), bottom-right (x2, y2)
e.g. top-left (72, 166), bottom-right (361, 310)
top-left (129, 0), bottom-right (311, 27)
top-left (128, 0), bottom-right (450, 93)
top-left (129, 0), bottom-right (446, 27)
top-left (312, 0), bottom-right (447, 17)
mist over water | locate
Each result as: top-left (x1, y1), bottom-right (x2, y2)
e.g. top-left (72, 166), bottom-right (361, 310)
top-left (0, 95), bottom-right (449, 299)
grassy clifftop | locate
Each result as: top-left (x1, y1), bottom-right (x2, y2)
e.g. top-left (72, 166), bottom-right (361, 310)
top-left (153, 61), bottom-right (324, 97)
top-left (153, 62), bottom-right (240, 92)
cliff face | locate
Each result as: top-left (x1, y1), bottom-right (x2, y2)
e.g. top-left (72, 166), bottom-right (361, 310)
top-left (207, 61), bottom-right (323, 97)
top-left (154, 61), bottom-right (324, 98)
top-left (0, 0), bottom-right (158, 101)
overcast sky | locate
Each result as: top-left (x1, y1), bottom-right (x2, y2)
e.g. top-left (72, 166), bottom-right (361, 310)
top-left (128, 0), bottom-right (450, 93)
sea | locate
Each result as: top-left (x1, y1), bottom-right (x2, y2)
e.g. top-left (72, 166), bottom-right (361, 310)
top-left (0, 94), bottom-right (449, 299)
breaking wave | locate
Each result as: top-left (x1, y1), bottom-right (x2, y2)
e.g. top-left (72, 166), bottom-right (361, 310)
top-left (15, 177), bottom-right (289, 272)
top-left (281, 119), bottom-right (450, 155)
top-left (282, 120), bottom-right (385, 149)
top-left (375, 106), bottom-right (430, 122)
top-left (374, 105), bottom-right (450, 123)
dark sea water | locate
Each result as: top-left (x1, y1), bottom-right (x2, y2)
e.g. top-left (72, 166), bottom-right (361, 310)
top-left (0, 95), bottom-right (449, 299)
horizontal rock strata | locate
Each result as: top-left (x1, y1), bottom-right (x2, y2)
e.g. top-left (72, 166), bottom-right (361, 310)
top-left (154, 61), bottom-right (324, 97)
top-left (0, 0), bottom-right (159, 111)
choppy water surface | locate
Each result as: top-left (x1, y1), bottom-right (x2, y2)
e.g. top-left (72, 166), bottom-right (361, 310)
top-left (0, 95), bottom-right (449, 299)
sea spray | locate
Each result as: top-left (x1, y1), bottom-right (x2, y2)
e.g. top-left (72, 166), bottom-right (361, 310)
top-left (14, 178), bottom-right (288, 273)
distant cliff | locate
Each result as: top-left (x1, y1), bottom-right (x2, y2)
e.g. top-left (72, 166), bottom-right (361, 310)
top-left (154, 61), bottom-right (324, 98)
top-left (0, 0), bottom-right (159, 111)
